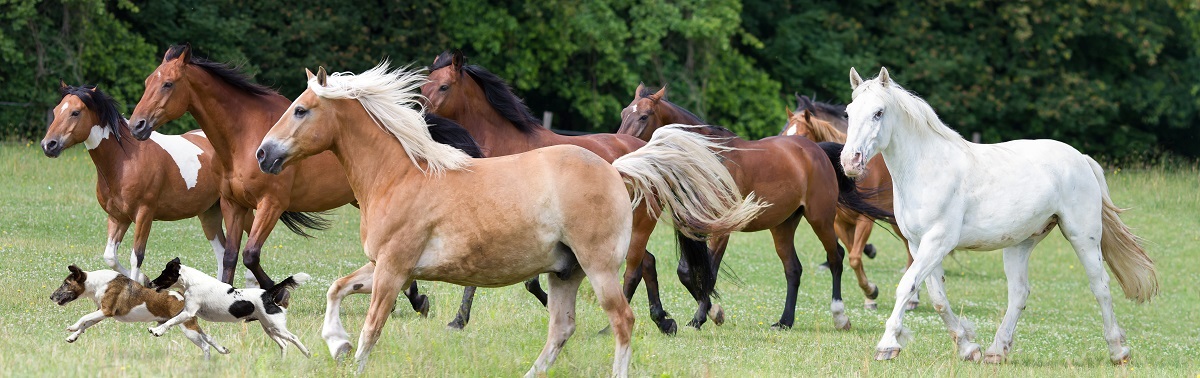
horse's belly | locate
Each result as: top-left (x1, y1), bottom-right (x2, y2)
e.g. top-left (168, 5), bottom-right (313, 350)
top-left (957, 214), bottom-right (1058, 251)
top-left (410, 235), bottom-right (563, 287)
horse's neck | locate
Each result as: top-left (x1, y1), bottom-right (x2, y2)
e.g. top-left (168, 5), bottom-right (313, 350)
top-left (450, 96), bottom-right (542, 156)
top-left (330, 117), bottom-right (425, 205)
top-left (658, 102), bottom-right (704, 128)
top-left (187, 75), bottom-right (290, 163)
top-left (85, 125), bottom-right (139, 188)
top-left (879, 119), bottom-right (970, 191)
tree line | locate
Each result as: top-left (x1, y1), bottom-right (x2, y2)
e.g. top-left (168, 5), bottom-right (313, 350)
top-left (2, 0), bottom-right (1197, 158)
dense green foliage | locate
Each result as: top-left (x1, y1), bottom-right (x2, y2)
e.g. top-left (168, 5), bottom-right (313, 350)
top-left (1, 0), bottom-right (1197, 157)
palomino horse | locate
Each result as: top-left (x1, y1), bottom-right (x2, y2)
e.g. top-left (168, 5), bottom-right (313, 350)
top-left (618, 86), bottom-right (894, 330)
top-left (783, 107), bottom-right (918, 310)
top-left (41, 83), bottom-right (224, 283)
top-left (842, 67), bottom-right (1157, 364)
top-left (255, 64), bottom-right (763, 375)
top-left (422, 50), bottom-right (696, 334)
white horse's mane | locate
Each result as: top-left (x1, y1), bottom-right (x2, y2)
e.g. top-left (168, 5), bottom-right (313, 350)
top-left (308, 61), bottom-right (471, 175)
top-left (854, 78), bottom-right (968, 147)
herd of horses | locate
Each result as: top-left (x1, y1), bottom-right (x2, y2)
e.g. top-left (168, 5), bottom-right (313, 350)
top-left (39, 45), bottom-right (1158, 375)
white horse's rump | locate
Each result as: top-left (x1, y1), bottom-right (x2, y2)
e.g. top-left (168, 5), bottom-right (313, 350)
top-left (841, 67), bottom-right (1157, 365)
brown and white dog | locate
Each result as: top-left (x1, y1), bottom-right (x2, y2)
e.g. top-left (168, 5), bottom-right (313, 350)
top-left (148, 257), bottom-right (311, 357)
top-left (50, 265), bottom-right (229, 359)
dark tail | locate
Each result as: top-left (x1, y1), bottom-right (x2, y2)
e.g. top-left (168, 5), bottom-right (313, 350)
top-left (266, 272), bottom-right (311, 307)
top-left (675, 230), bottom-right (718, 300)
top-left (279, 211), bottom-right (332, 238)
top-left (818, 142), bottom-right (895, 223)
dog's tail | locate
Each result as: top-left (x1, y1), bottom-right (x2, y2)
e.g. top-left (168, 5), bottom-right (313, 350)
top-left (266, 273), bottom-right (311, 308)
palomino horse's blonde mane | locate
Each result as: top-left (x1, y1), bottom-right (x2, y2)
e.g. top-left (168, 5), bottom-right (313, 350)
top-left (852, 79), bottom-right (968, 147)
top-left (309, 62), bottom-right (471, 175)
top-left (799, 110), bottom-right (847, 143)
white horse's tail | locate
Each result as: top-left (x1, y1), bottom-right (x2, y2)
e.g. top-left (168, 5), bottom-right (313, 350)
top-left (1087, 157), bottom-right (1158, 303)
top-left (613, 125), bottom-right (767, 239)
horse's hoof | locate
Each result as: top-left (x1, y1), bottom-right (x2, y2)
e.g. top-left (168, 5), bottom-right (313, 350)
top-left (875, 348), bottom-right (901, 361)
top-left (864, 302), bottom-right (878, 310)
top-left (416, 296), bottom-right (431, 318)
top-left (864, 244), bottom-right (877, 259)
top-left (686, 318), bottom-right (704, 330)
top-left (834, 318), bottom-right (851, 331)
top-left (1111, 347), bottom-right (1131, 365)
top-left (963, 348), bottom-right (982, 362)
top-left (904, 301), bottom-right (919, 311)
top-left (657, 319), bottom-right (678, 335)
top-left (332, 343), bottom-right (352, 362)
top-left (709, 305), bottom-right (725, 326)
top-left (982, 353), bottom-right (1005, 364)
top-left (446, 318), bottom-right (466, 330)
top-left (770, 322), bottom-right (791, 331)
top-left (597, 325), bottom-right (612, 335)
top-left (816, 262), bottom-right (830, 271)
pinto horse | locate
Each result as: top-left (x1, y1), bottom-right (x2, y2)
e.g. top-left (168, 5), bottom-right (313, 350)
top-left (422, 50), bottom-right (695, 334)
top-left (617, 85), bottom-right (894, 330)
top-left (783, 107), bottom-right (918, 310)
top-left (255, 64), bottom-right (763, 375)
top-left (41, 83), bottom-right (225, 283)
top-left (842, 67), bottom-right (1157, 364)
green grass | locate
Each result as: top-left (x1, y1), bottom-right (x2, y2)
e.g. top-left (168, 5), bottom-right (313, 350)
top-left (1, 141), bottom-right (1197, 377)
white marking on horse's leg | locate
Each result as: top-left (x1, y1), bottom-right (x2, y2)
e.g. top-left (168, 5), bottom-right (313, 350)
top-left (985, 239), bottom-right (1037, 362)
top-left (876, 239), bottom-right (948, 358)
top-left (244, 269), bottom-right (258, 288)
top-left (147, 133), bottom-right (205, 189)
top-left (209, 237), bottom-right (226, 279)
top-left (323, 263), bottom-right (374, 359)
top-left (831, 300), bottom-right (849, 330)
top-left (526, 272), bottom-right (584, 377)
top-left (924, 265), bottom-right (980, 361)
top-left (83, 125), bottom-right (111, 150)
top-left (102, 238), bottom-right (130, 276)
top-left (128, 249), bottom-right (147, 284)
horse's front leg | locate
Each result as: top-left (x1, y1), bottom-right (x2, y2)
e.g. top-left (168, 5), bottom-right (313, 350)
top-left (243, 198), bottom-right (286, 289)
top-left (218, 199), bottom-right (250, 285)
top-left (127, 207), bottom-right (156, 284)
top-left (102, 217), bottom-right (132, 277)
top-left (197, 204), bottom-right (227, 278)
top-left (355, 258), bottom-right (412, 374)
top-left (322, 262), bottom-right (374, 360)
top-left (875, 235), bottom-right (954, 361)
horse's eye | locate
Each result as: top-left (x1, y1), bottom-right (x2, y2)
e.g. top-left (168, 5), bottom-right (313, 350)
top-left (439, 84), bottom-right (449, 92)
top-left (70, 110), bottom-right (80, 117)
top-left (639, 115), bottom-right (648, 121)
top-left (163, 82), bottom-right (174, 89)
top-left (294, 107), bottom-right (308, 117)
top-left (873, 110), bottom-right (883, 120)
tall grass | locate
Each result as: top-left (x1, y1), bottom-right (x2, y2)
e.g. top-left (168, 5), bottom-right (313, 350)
top-left (0, 142), bottom-right (1197, 376)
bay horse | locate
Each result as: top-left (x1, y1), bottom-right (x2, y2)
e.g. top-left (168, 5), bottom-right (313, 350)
top-left (617, 85), bottom-right (894, 330)
top-left (255, 64), bottom-right (763, 375)
top-left (794, 93), bottom-right (849, 133)
top-left (125, 44), bottom-right (436, 316)
top-left (783, 107), bottom-right (919, 310)
top-left (422, 50), bottom-right (691, 334)
top-left (41, 83), bottom-right (224, 283)
top-left (842, 67), bottom-right (1157, 364)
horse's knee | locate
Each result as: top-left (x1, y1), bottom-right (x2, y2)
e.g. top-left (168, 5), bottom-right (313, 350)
top-left (242, 247), bottom-right (261, 266)
top-left (848, 255), bottom-right (864, 270)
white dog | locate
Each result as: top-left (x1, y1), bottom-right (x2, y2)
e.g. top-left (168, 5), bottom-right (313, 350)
top-left (50, 265), bottom-right (229, 359)
top-left (147, 257), bottom-right (311, 357)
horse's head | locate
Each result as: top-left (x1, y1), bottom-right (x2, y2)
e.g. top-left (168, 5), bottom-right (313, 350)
top-left (421, 50), bottom-right (469, 117)
top-left (618, 83), bottom-right (667, 140)
top-left (43, 82), bottom-right (107, 157)
top-left (257, 67), bottom-right (339, 175)
top-left (129, 44), bottom-right (197, 140)
top-left (781, 107), bottom-right (814, 138)
top-left (50, 265), bottom-right (88, 305)
top-left (841, 67), bottom-right (895, 177)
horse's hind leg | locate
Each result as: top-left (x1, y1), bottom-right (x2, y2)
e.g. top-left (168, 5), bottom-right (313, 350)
top-left (402, 281), bottom-right (430, 318)
top-left (983, 236), bottom-right (1042, 363)
top-left (198, 204), bottom-right (227, 278)
top-left (924, 265), bottom-right (981, 361)
top-left (525, 277), bottom-right (549, 306)
top-left (102, 217), bottom-right (132, 277)
top-left (526, 269), bottom-right (584, 377)
top-left (1059, 215), bottom-right (1131, 364)
top-left (624, 216), bottom-right (676, 334)
top-left (841, 216), bottom-right (879, 309)
top-left (680, 234), bottom-right (726, 330)
top-left (323, 262), bottom-right (373, 359)
top-left (448, 286), bottom-right (476, 329)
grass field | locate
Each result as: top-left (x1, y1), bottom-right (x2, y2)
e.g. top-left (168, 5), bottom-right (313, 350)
top-left (0, 141), bottom-right (1197, 377)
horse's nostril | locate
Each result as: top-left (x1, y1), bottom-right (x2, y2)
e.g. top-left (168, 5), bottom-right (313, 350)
top-left (46, 140), bottom-right (58, 149)
top-left (256, 148), bottom-right (266, 161)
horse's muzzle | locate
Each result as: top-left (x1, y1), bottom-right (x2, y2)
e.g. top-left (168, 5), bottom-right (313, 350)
top-left (129, 118), bottom-right (154, 140)
top-left (41, 139), bottom-right (63, 158)
top-left (842, 152), bottom-right (866, 177)
top-left (256, 141), bottom-right (287, 175)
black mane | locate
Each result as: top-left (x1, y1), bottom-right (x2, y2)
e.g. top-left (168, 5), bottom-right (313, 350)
top-left (425, 113), bottom-right (485, 158)
top-left (165, 44), bottom-right (276, 97)
top-left (797, 94), bottom-right (846, 116)
top-left (59, 85), bottom-right (128, 144)
top-left (461, 65), bottom-right (542, 134)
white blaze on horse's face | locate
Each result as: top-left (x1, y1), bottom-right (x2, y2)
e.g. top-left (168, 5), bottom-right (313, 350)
top-left (842, 86), bottom-right (890, 177)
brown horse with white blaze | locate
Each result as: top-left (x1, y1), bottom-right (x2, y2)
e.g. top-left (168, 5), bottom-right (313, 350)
top-left (255, 64), bottom-right (762, 375)
top-left (41, 83), bottom-right (224, 283)
top-left (421, 50), bottom-right (698, 334)
top-left (784, 107), bottom-right (918, 310)
top-left (617, 85), bottom-right (895, 329)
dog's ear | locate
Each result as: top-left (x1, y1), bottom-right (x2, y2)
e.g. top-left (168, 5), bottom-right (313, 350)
top-left (67, 265), bottom-right (86, 282)
top-left (168, 257), bottom-right (181, 267)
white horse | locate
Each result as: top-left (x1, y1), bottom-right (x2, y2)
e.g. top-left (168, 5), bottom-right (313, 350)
top-left (840, 67), bottom-right (1158, 364)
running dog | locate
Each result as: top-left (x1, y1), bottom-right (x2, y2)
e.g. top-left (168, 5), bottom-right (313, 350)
top-left (50, 265), bottom-right (229, 359)
top-left (147, 257), bottom-right (311, 357)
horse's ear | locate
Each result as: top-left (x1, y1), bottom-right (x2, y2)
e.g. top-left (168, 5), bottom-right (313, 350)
top-left (634, 82), bottom-right (645, 100)
top-left (452, 49), bottom-right (466, 72)
top-left (850, 67), bottom-right (863, 90)
top-left (879, 67), bottom-right (891, 87)
top-left (305, 68), bottom-right (315, 81)
top-left (785, 106), bottom-right (792, 117)
top-left (180, 43), bottom-right (192, 64)
top-left (803, 109), bottom-right (813, 124)
top-left (316, 66), bottom-right (328, 87)
top-left (651, 85), bottom-right (667, 101)
top-left (59, 79), bottom-right (68, 91)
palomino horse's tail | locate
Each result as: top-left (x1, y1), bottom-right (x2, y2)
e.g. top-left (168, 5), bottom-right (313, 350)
top-left (279, 211), bottom-right (332, 238)
top-left (613, 125), bottom-right (767, 239)
top-left (817, 142), bottom-right (895, 223)
top-left (1086, 157), bottom-right (1158, 303)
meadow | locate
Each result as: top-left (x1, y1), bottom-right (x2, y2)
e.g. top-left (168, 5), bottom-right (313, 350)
top-left (0, 141), bottom-right (1197, 377)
